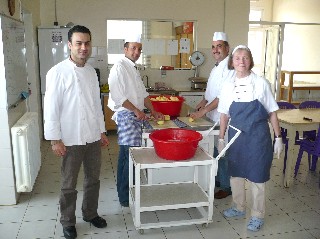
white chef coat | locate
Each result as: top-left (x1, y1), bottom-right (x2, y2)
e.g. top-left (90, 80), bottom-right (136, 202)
top-left (218, 72), bottom-right (279, 116)
top-left (204, 56), bottom-right (235, 122)
top-left (44, 59), bottom-right (105, 146)
top-left (107, 57), bottom-right (148, 121)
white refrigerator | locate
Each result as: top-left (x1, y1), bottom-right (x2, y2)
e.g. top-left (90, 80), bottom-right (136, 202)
top-left (38, 27), bottom-right (70, 96)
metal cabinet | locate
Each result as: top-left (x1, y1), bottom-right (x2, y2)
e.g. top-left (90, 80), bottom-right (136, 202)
top-left (128, 147), bottom-right (217, 233)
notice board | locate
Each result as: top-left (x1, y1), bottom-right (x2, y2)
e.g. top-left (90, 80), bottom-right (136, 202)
top-left (0, 14), bottom-right (28, 108)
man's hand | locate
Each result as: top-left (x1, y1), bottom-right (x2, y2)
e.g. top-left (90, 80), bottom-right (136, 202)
top-left (101, 133), bottom-right (109, 147)
top-left (217, 138), bottom-right (226, 157)
top-left (190, 108), bottom-right (206, 119)
top-left (151, 110), bottom-right (164, 121)
top-left (133, 109), bottom-right (149, 120)
top-left (51, 140), bottom-right (66, 157)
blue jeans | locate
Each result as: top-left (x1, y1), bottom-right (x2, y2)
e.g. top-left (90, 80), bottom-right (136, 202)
top-left (214, 146), bottom-right (231, 192)
top-left (117, 145), bottom-right (130, 204)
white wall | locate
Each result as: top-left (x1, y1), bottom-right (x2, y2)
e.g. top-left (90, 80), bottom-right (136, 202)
top-left (273, 0), bottom-right (320, 71)
top-left (0, 0), bottom-right (40, 205)
top-left (39, 0), bottom-right (249, 84)
top-left (273, 0), bottom-right (320, 101)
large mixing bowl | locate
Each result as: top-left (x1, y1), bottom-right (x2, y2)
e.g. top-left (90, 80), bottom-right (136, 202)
top-left (149, 128), bottom-right (203, 160)
top-left (149, 95), bottom-right (184, 117)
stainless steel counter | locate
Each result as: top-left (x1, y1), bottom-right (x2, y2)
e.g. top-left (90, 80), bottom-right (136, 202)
top-left (142, 103), bottom-right (217, 133)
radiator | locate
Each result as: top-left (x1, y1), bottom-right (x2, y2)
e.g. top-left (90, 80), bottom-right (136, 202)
top-left (11, 112), bottom-right (41, 192)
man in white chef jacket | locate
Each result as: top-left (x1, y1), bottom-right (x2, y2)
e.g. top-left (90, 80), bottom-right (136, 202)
top-left (43, 25), bottom-right (109, 239)
top-left (107, 34), bottom-right (163, 207)
top-left (190, 32), bottom-right (235, 199)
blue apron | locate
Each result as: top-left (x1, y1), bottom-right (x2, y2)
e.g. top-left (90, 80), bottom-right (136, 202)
top-left (228, 99), bottom-right (273, 183)
top-left (116, 111), bottom-right (142, 146)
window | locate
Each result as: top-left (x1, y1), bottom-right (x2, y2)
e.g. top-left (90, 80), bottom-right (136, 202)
top-left (106, 20), bottom-right (143, 65)
top-left (107, 19), bottom-right (196, 69)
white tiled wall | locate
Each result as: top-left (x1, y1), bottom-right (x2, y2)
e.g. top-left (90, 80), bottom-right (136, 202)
top-left (0, 69), bottom-right (27, 204)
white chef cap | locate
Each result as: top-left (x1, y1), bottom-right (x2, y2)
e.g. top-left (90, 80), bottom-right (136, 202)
top-left (125, 33), bottom-right (141, 43)
top-left (213, 32), bottom-right (228, 41)
top-left (232, 45), bottom-right (250, 55)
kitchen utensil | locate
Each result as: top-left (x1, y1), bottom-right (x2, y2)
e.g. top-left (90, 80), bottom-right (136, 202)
top-left (177, 117), bottom-right (213, 127)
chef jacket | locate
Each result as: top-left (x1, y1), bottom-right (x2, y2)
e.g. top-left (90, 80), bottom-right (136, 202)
top-left (218, 72), bottom-right (279, 115)
top-left (204, 56), bottom-right (235, 122)
top-left (107, 56), bottom-right (148, 121)
top-left (44, 59), bottom-right (105, 146)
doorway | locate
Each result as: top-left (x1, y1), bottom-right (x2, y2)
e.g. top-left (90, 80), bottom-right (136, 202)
top-left (248, 23), bottom-right (282, 95)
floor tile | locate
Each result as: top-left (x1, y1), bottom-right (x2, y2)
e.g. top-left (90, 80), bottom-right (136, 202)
top-left (0, 222), bottom-right (21, 239)
top-left (17, 219), bottom-right (56, 239)
top-left (23, 204), bottom-right (59, 221)
top-left (199, 220), bottom-right (241, 239)
top-left (0, 205), bottom-right (27, 223)
top-left (163, 225), bottom-right (204, 239)
top-left (0, 133), bottom-right (319, 239)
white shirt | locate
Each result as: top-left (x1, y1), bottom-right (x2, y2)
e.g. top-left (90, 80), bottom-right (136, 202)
top-left (218, 72), bottom-right (279, 116)
top-left (44, 59), bottom-right (105, 146)
top-left (204, 56), bottom-right (235, 122)
top-left (107, 57), bottom-right (148, 114)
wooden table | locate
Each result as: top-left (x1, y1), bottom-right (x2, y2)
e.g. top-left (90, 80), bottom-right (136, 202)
top-left (277, 109), bottom-right (320, 187)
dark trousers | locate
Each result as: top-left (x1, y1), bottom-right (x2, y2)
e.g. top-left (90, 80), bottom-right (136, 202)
top-left (117, 145), bottom-right (130, 204)
top-left (60, 140), bottom-right (101, 227)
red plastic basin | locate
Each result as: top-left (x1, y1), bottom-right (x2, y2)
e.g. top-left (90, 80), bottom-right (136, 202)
top-left (149, 128), bottom-right (203, 160)
top-left (149, 95), bottom-right (185, 117)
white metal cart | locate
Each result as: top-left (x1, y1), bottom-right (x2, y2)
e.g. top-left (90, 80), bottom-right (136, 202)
top-left (129, 125), bottom-right (241, 233)
top-left (129, 147), bottom-right (216, 234)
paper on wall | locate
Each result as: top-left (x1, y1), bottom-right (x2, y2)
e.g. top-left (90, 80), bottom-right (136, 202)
top-left (179, 38), bottom-right (190, 53)
top-left (167, 40), bottom-right (178, 55)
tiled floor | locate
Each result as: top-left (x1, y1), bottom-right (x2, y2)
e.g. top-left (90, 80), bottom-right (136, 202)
top-left (0, 130), bottom-right (319, 239)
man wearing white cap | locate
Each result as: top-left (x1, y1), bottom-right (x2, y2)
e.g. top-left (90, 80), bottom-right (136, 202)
top-left (108, 34), bottom-right (163, 207)
top-left (190, 32), bottom-right (235, 199)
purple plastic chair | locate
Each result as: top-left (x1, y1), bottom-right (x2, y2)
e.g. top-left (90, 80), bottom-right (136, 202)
top-left (294, 125), bottom-right (320, 177)
top-left (299, 100), bottom-right (320, 109)
top-left (276, 102), bottom-right (297, 173)
top-left (298, 101), bottom-right (320, 142)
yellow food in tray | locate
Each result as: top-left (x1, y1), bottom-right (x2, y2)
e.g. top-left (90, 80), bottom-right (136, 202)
top-left (169, 96), bottom-right (179, 101)
top-left (189, 117), bottom-right (195, 122)
top-left (157, 120), bottom-right (165, 125)
top-left (150, 96), bottom-right (180, 101)
top-left (164, 115), bottom-right (170, 121)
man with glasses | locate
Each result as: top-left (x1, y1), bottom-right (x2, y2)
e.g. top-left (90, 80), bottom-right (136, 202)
top-left (190, 32), bottom-right (235, 199)
top-left (108, 34), bottom-right (163, 207)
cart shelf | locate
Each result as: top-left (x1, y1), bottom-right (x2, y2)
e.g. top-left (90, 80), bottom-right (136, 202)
top-left (128, 147), bottom-right (217, 232)
top-left (130, 182), bottom-right (209, 211)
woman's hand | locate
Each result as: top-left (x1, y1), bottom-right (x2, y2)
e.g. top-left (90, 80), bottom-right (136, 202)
top-left (274, 137), bottom-right (283, 159)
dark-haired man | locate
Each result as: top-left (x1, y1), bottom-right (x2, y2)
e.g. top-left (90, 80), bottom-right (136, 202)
top-left (190, 32), bottom-right (235, 199)
top-left (44, 25), bottom-right (109, 239)
top-left (108, 34), bottom-right (163, 207)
